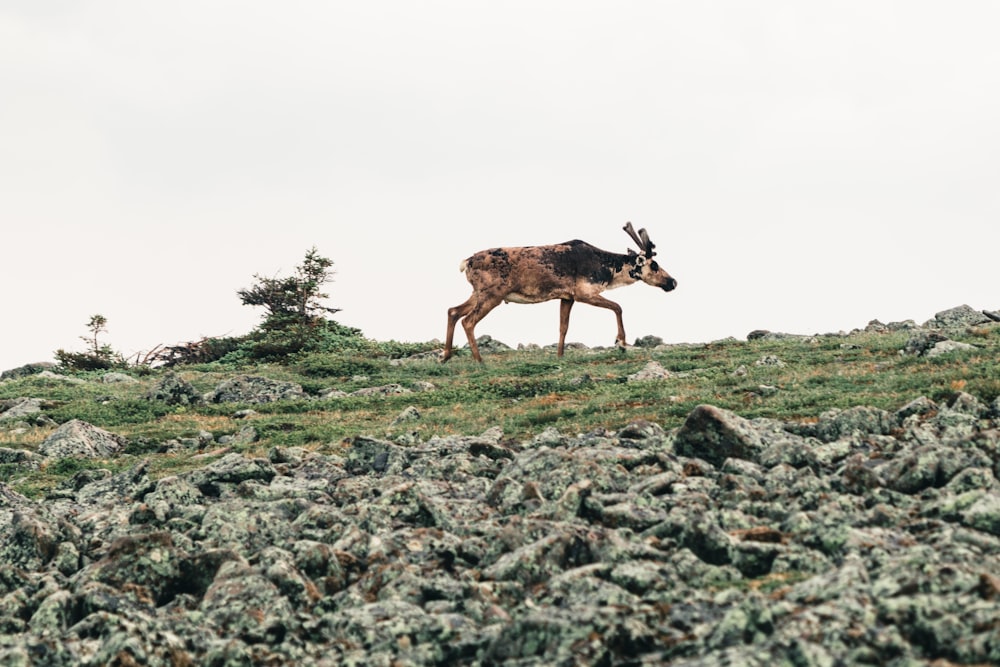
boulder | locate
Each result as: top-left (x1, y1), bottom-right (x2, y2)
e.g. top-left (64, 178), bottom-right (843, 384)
top-left (207, 375), bottom-right (307, 404)
top-left (0, 397), bottom-right (44, 421)
top-left (926, 340), bottom-right (978, 357)
top-left (673, 404), bottom-right (767, 467)
top-left (38, 419), bottom-right (128, 458)
top-left (2, 392), bottom-right (1000, 665)
top-left (627, 361), bottom-right (671, 381)
top-left (0, 362), bottom-right (56, 380)
top-left (633, 335), bottom-right (665, 348)
top-left (926, 304), bottom-right (992, 328)
top-left (147, 371), bottom-right (202, 405)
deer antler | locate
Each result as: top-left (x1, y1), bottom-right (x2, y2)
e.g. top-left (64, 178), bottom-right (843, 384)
top-left (623, 222), bottom-right (656, 257)
top-left (638, 228), bottom-right (656, 257)
top-left (623, 222), bottom-right (643, 249)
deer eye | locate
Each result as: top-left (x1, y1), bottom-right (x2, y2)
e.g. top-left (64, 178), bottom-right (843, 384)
top-left (649, 261), bottom-right (659, 271)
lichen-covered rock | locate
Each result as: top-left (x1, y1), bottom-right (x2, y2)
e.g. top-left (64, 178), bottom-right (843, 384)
top-left (38, 419), bottom-right (128, 459)
top-left (627, 360), bottom-right (671, 381)
top-left (810, 406), bottom-right (895, 443)
top-left (903, 330), bottom-right (950, 356)
top-left (146, 371), bottom-right (202, 405)
top-left (926, 304), bottom-right (993, 328)
top-left (350, 383), bottom-right (412, 396)
top-left (673, 404), bottom-right (767, 467)
top-left (101, 372), bottom-right (138, 384)
top-left (199, 560), bottom-right (297, 644)
top-left (207, 375), bottom-right (307, 404)
top-left (185, 452), bottom-right (276, 492)
top-left (634, 334), bottom-right (665, 348)
top-left (927, 340), bottom-right (978, 357)
top-left (1, 396), bottom-right (999, 665)
top-left (0, 362), bottom-right (57, 380)
top-left (0, 397), bottom-right (44, 421)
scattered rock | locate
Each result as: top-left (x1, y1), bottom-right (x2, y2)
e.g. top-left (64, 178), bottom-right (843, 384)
top-left (673, 404), bottom-right (767, 467)
top-left (747, 330), bottom-right (805, 341)
top-left (38, 419), bottom-right (129, 458)
top-left (926, 340), bottom-right (978, 357)
top-left (472, 335), bottom-right (512, 354)
top-left (36, 371), bottom-right (85, 384)
top-left (3, 324), bottom-right (1000, 664)
top-left (926, 304), bottom-right (993, 328)
top-left (391, 406), bottom-right (421, 425)
top-left (633, 335), bottom-right (665, 348)
top-left (350, 383), bottom-right (412, 397)
top-left (0, 362), bottom-right (57, 380)
top-left (101, 372), bottom-right (138, 384)
top-left (627, 360), bottom-right (671, 381)
top-left (0, 397), bottom-right (44, 421)
top-left (147, 371), bottom-right (202, 405)
top-left (207, 375), bottom-right (307, 404)
top-left (903, 330), bottom-right (950, 356)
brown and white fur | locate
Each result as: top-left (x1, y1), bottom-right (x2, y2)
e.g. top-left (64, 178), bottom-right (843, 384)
top-left (443, 223), bottom-right (677, 362)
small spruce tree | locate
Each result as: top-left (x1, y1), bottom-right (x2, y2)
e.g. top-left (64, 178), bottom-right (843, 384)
top-left (55, 314), bottom-right (125, 370)
top-left (237, 247), bottom-right (361, 358)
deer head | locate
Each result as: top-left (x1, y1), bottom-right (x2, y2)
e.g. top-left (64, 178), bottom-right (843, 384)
top-left (623, 222), bottom-right (675, 292)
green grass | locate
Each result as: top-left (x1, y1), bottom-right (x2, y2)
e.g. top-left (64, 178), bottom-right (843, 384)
top-left (2, 325), bottom-right (999, 497)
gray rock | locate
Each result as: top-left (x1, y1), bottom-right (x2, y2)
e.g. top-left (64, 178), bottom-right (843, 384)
top-left (207, 375), bottom-right (307, 404)
top-left (0, 362), bottom-right (57, 380)
top-left (946, 391), bottom-right (989, 417)
top-left (36, 370), bottom-right (85, 384)
top-left (38, 419), bottom-right (128, 458)
top-left (147, 371), bottom-right (202, 405)
top-left (810, 406), bottom-right (895, 443)
top-left (926, 304), bottom-right (992, 328)
top-left (926, 340), bottom-right (978, 357)
top-left (391, 406), bottom-right (421, 425)
top-left (0, 397), bottom-right (44, 421)
top-left (627, 360), bottom-right (672, 381)
top-left (674, 405), bottom-right (767, 467)
top-left (747, 330), bottom-right (805, 341)
top-left (101, 372), bottom-right (138, 384)
top-left (961, 492), bottom-right (1000, 535)
top-left (350, 383), bottom-right (412, 397)
top-left (472, 334), bottom-right (511, 354)
top-left (634, 335), bottom-right (665, 348)
top-left (0, 447), bottom-right (43, 470)
top-left (187, 452), bottom-right (276, 488)
top-left (2, 389), bottom-right (1000, 666)
top-left (903, 330), bottom-right (950, 355)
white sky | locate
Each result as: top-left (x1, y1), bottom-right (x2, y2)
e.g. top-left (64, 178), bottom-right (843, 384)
top-left (2, 2), bottom-right (999, 370)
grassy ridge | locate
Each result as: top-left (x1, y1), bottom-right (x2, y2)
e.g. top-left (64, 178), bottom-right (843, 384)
top-left (2, 325), bottom-right (999, 498)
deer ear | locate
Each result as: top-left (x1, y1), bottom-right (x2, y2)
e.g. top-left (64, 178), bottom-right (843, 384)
top-left (634, 254), bottom-right (646, 267)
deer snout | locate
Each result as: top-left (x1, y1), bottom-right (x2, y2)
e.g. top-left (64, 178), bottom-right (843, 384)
top-left (662, 277), bottom-right (677, 292)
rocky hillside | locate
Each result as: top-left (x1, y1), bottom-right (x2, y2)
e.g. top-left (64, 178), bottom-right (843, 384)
top-left (1, 305), bottom-right (999, 665)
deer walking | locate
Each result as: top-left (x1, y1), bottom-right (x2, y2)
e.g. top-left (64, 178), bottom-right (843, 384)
top-left (442, 223), bottom-right (677, 362)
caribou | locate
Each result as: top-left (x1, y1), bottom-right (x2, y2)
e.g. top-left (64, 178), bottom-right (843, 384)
top-left (442, 223), bottom-right (677, 362)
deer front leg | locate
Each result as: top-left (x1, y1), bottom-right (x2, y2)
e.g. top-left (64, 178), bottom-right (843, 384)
top-left (558, 298), bottom-right (574, 357)
top-left (576, 294), bottom-right (627, 349)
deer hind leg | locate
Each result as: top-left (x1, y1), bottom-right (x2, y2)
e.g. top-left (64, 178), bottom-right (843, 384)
top-left (576, 294), bottom-right (627, 348)
top-left (558, 298), bottom-right (574, 357)
top-left (459, 294), bottom-right (504, 362)
top-left (443, 298), bottom-right (475, 362)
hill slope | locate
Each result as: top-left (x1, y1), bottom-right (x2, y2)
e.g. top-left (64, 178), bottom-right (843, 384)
top-left (1, 308), bottom-right (999, 664)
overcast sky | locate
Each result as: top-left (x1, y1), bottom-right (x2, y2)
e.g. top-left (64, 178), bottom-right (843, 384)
top-left (3, 2), bottom-right (999, 371)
